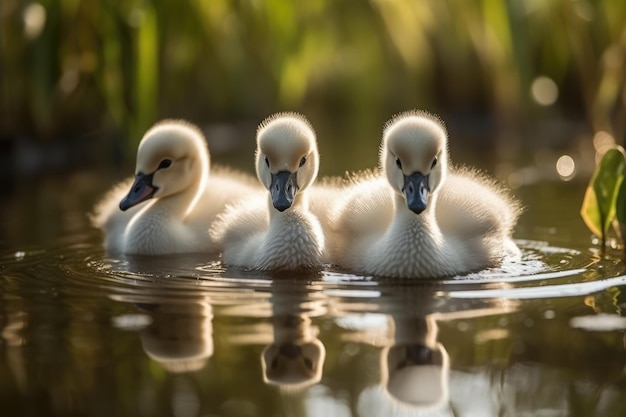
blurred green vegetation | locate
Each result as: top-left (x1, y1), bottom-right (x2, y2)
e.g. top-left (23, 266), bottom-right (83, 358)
top-left (1, 0), bottom-right (626, 172)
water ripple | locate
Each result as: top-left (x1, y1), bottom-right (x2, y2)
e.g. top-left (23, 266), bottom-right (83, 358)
top-left (447, 275), bottom-right (626, 300)
top-left (1, 238), bottom-right (624, 317)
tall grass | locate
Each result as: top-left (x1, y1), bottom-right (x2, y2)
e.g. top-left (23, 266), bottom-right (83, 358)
top-left (1, 0), bottom-right (625, 163)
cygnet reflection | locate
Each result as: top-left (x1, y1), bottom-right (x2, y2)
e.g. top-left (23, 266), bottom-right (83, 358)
top-left (382, 315), bottom-right (449, 409)
top-left (136, 300), bottom-right (213, 373)
top-left (262, 315), bottom-right (325, 389)
top-left (358, 314), bottom-right (453, 416)
top-left (261, 280), bottom-right (326, 390)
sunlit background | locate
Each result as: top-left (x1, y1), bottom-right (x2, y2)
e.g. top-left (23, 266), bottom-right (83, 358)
top-left (1, 0), bottom-right (626, 183)
top-left (3, 3), bottom-right (626, 416)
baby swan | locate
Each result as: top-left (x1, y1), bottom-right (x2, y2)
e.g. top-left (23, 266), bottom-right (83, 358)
top-left (210, 113), bottom-right (325, 271)
top-left (329, 111), bottom-right (520, 278)
top-left (91, 120), bottom-right (259, 255)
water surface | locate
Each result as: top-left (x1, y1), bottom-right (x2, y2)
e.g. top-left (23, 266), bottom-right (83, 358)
top-left (1, 173), bottom-right (625, 417)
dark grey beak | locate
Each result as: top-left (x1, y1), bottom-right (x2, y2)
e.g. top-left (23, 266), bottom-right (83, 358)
top-left (270, 171), bottom-right (298, 212)
top-left (403, 344), bottom-right (434, 366)
top-left (403, 172), bottom-right (430, 214)
top-left (119, 173), bottom-right (158, 211)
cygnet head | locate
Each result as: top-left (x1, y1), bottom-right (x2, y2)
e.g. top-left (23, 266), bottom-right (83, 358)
top-left (119, 120), bottom-right (209, 211)
top-left (383, 342), bottom-right (449, 407)
top-left (255, 113), bottom-right (319, 212)
top-left (380, 111), bottom-right (448, 214)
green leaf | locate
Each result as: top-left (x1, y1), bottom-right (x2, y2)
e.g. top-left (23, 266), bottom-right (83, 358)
top-left (616, 173), bottom-right (626, 225)
top-left (580, 147), bottom-right (626, 244)
top-left (581, 186), bottom-right (603, 238)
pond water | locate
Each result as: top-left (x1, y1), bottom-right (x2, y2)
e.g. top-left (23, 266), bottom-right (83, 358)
top-left (1, 171), bottom-right (626, 417)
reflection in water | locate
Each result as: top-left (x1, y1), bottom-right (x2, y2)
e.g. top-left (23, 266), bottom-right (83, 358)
top-left (358, 314), bottom-right (453, 417)
top-left (261, 315), bottom-right (325, 389)
top-left (352, 287), bottom-right (517, 417)
top-left (382, 315), bottom-right (449, 410)
top-left (4, 176), bottom-right (626, 416)
top-left (261, 280), bottom-right (326, 390)
top-left (139, 301), bottom-right (213, 373)
top-left (113, 295), bottom-right (214, 373)
top-left (1, 312), bottom-right (28, 395)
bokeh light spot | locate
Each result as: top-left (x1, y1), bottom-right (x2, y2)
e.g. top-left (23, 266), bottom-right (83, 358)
top-left (531, 76), bottom-right (558, 106)
top-left (23, 3), bottom-right (46, 40)
top-left (556, 155), bottom-right (575, 180)
top-left (593, 131), bottom-right (615, 153)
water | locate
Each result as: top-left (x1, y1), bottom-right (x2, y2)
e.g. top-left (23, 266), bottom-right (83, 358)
top-left (1, 172), bottom-right (626, 417)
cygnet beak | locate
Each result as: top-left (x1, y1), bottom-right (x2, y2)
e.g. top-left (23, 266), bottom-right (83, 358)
top-left (403, 172), bottom-right (429, 214)
top-left (270, 171), bottom-right (298, 212)
top-left (402, 344), bottom-right (436, 366)
top-left (119, 172), bottom-right (158, 211)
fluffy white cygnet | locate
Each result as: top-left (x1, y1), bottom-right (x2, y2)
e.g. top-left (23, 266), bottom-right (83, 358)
top-left (210, 113), bottom-right (325, 271)
top-left (91, 120), bottom-right (260, 255)
top-left (328, 110), bottom-right (521, 278)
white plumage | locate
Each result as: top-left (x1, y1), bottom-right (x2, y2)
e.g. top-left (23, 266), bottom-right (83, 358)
top-left (91, 120), bottom-right (260, 255)
top-left (327, 111), bottom-right (521, 278)
top-left (210, 113), bottom-right (325, 271)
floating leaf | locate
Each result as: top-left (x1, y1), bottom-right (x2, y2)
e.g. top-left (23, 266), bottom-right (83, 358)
top-left (580, 146), bottom-right (626, 248)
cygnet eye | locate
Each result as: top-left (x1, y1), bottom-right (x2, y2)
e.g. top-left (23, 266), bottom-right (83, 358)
top-left (431, 157), bottom-right (438, 169)
top-left (264, 156), bottom-right (270, 168)
top-left (299, 155), bottom-right (307, 167)
top-left (395, 157), bottom-right (402, 170)
top-left (158, 159), bottom-right (172, 170)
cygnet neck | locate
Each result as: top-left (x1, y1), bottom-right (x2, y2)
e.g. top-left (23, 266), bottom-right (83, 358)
top-left (392, 315), bottom-right (438, 348)
top-left (272, 315), bottom-right (313, 342)
top-left (393, 192), bottom-right (439, 232)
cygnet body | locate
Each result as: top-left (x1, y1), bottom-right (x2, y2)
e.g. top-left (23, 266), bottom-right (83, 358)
top-left (329, 111), bottom-right (521, 278)
top-left (91, 120), bottom-right (259, 255)
top-left (210, 113), bottom-right (325, 271)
